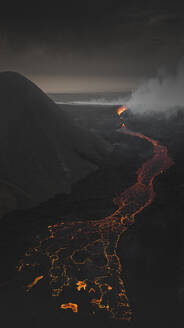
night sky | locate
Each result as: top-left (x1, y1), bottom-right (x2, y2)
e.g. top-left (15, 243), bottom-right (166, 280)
top-left (0, 0), bottom-right (184, 92)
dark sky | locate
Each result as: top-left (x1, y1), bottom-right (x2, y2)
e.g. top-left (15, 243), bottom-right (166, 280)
top-left (0, 0), bottom-right (184, 92)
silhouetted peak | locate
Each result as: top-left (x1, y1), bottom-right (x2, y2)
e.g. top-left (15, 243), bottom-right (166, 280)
top-left (0, 70), bottom-right (67, 121)
top-left (0, 71), bottom-right (111, 214)
top-left (0, 71), bottom-right (42, 93)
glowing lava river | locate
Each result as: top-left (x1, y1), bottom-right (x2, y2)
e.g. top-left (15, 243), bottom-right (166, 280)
top-left (17, 106), bottom-right (174, 321)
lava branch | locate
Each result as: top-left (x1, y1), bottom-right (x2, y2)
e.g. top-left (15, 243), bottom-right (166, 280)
top-left (17, 105), bottom-right (174, 322)
top-left (113, 105), bottom-right (174, 224)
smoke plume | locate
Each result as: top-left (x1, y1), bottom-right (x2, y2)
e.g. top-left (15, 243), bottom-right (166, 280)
top-left (127, 62), bottom-right (184, 113)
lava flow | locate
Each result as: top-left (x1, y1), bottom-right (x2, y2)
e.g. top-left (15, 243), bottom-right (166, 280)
top-left (17, 106), bottom-right (174, 321)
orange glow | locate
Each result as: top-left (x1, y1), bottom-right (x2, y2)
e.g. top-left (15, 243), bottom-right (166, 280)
top-left (76, 281), bottom-right (87, 291)
top-left (117, 105), bottom-right (128, 128)
top-left (17, 262), bottom-right (23, 272)
top-left (26, 275), bottom-right (44, 291)
top-left (117, 105), bottom-right (128, 116)
top-left (89, 288), bottom-right (95, 294)
top-left (60, 303), bottom-right (78, 313)
top-left (107, 285), bottom-right (112, 290)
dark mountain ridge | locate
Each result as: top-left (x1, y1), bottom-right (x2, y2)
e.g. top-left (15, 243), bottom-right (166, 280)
top-left (0, 71), bottom-right (112, 216)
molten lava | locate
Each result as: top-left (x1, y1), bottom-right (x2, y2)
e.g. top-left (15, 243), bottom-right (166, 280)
top-left (76, 281), bottom-right (87, 291)
top-left (17, 106), bottom-right (174, 321)
top-left (26, 275), bottom-right (44, 292)
top-left (60, 303), bottom-right (78, 313)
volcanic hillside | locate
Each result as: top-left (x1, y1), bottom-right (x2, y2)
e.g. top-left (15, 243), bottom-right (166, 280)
top-left (0, 71), bottom-right (112, 217)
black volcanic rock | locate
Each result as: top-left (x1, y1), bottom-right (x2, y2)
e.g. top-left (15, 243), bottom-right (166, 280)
top-left (0, 71), bottom-right (112, 215)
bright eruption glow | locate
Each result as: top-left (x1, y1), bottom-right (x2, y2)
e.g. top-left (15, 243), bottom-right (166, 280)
top-left (117, 105), bottom-right (128, 127)
top-left (17, 105), bottom-right (174, 321)
top-left (117, 105), bottom-right (128, 116)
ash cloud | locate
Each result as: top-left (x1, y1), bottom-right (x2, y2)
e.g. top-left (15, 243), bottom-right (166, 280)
top-left (126, 61), bottom-right (184, 113)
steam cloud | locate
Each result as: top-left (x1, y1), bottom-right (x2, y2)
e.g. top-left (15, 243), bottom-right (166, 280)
top-left (127, 62), bottom-right (184, 113)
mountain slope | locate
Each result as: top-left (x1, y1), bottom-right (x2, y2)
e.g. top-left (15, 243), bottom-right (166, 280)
top-left (0, 71), bottom-right (112, 213)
